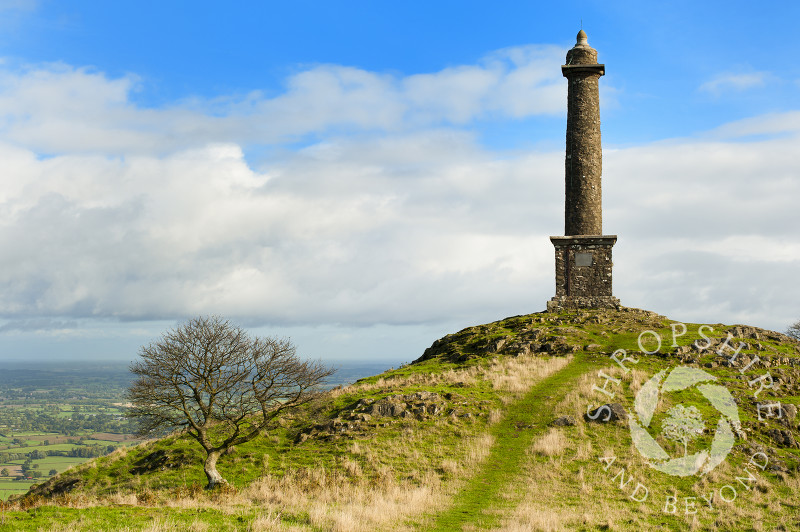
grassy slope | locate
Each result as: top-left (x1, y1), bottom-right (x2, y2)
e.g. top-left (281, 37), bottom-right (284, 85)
top-left (2, 307), bottom-right (800, 531)
top-left (421, 356), bottom-right (603, 531)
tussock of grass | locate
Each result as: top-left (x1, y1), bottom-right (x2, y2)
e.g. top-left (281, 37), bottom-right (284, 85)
top-left (531, 428), bottom-right (569, 457)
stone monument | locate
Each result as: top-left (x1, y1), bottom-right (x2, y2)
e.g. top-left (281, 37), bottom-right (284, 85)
top-left (547, 30), bottom-right (620, 312)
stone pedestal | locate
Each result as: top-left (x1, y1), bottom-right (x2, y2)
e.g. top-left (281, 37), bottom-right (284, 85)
top-left (547, 235), bottom-right (619, 312)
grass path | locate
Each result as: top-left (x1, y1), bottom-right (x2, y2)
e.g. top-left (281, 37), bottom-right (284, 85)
top-left (421, 355), bottom-right (601, 531)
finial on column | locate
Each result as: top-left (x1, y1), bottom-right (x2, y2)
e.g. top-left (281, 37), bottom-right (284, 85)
top-left (576, 29), bottom-right (588, 46)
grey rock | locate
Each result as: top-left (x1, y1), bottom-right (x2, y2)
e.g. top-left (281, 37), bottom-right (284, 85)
top-left (674, 345), bottom-right (691, 355)
top-left (484, 337), bottom-right (509, 353)
top-left (585, 403), bottom-right (627, 423)
top-left (551, 416), bottom-right (577, 427)
top-left (367, 400), bottom-right (407, 418)
top-left (768, 460), bottom-right (789, 473)
top-left (766, 428), bottom-right (798, 448)
top-left (427, 403), bottom-right (443, 415)
top-left (406, 391), bottom-right (439, 402)
top-left (444, 392), bottom-right (466, 402)
top-left (353, 397), bottom-right (375, 409)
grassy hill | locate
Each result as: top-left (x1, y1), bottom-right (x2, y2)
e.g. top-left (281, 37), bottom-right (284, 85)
top-left (2, 307), bottom-right (800, 531)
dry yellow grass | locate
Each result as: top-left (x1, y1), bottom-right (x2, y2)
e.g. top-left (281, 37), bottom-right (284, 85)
top-left (329, 353), bottom-right (570, 400)
top-left (554, 366), bottom-right (648, 421)
top-left (484, 355), bottom-right (571, 395)
top-left (230, 430), bottom-right (497, 532)
top-left (530, 428), bottom-right (568, 457)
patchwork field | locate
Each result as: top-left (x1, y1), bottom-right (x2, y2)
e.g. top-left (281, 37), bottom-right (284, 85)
top-left (0, 363), bottom-right (141, 501)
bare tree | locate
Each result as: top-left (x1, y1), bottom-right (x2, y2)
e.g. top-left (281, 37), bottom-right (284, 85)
top-left (787, 320), bottom-right (800, 341)
top-left (126, 316), bottom-right (334, 489)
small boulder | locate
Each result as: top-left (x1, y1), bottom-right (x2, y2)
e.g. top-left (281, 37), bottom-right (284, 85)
top-left (551, 416), bottom-right (577, 427)
top-left (367, 399), bottom-right (408, 418)
top-left (585, 403), bottom-right (628, 423)
top-left (484, 337), bottom-right (508, 353)
top-left (674, 345), bottom-right (691, 355)
top-left (444, 392), bottom-right (466, 402)
top-left (353, 397), bottom-right (375, 409)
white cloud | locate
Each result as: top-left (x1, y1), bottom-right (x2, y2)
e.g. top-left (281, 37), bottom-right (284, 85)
top-left (699, 72), bottom-right (771, 95)
top-left (604, 132), bottom-right (800, 330)
top-left (402, 46), bottom-right (565, 123)
top-left (707, 111), bottom-right (800, 139)
top-left (0, 45), bottom-right (567, 155)
top-left (0, 132), bottom-right (561, 325)
top-left (0, 48), bottom-right (798, 341)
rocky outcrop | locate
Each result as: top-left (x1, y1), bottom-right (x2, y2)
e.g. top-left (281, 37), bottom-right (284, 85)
top-left (414, 324), bottom-right (579, 364)
top-left (297, 391), bottom-right (475, 442)
top-left (781, 404), bottom-right (798, 423)
top-left (360, 391), bottom-right (448, 418)
top-left (24, 476), bottom-right (81, 498)
top-left (680, 326), bottom-right (800, 358)
top-left (129, 448), bottom-right (195, 475)
top-left (412, 307), bottom-right (689, 365)
top-left (766, 428), bottom-right (798, 448)
top-left (725, 326), bottom-right (797, 345)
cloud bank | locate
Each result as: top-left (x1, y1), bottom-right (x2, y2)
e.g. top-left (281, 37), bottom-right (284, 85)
top-left (0, 44), bottom-right (798, 340)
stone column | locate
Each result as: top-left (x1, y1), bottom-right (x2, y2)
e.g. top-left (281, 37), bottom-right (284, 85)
top-left (548, 30), bottom-right (619, 312)
top-left (563, 30), bottom-right (604, 236)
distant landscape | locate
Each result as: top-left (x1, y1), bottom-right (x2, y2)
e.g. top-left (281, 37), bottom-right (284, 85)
top-left (0, 359), bottom-right (396, 501)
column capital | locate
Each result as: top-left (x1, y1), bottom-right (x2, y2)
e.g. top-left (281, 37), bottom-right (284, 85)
top-left (562, 64), bottom-right (605, 78)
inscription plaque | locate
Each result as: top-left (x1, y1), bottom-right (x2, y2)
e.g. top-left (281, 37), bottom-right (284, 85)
top-left (575, 252), bottom-right (593, 267)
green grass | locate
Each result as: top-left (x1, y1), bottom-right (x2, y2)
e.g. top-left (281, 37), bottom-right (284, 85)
top-left (0, 505), bottom-right (289, 532)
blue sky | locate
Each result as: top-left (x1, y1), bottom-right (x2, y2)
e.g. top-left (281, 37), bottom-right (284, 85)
top-left (0, 0), bottom-right (799, 363)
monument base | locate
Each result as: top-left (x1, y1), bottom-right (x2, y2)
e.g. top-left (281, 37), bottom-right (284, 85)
top-left (549, 235), bottom-right (618, 311)
top-left (546, 295), bottom-right (621, 313)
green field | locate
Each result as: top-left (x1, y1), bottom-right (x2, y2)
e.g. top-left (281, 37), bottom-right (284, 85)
top-left (0, 478), bottom-right (35, 499)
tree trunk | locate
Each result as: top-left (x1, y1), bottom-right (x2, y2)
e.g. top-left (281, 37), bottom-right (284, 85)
top-left (204, 450), bottom-right (228, 489)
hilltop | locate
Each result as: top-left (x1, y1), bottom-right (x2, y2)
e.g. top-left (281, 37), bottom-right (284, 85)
top-left (3, 307), bottom-right (800, 531)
